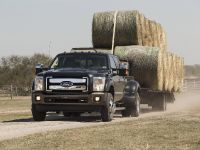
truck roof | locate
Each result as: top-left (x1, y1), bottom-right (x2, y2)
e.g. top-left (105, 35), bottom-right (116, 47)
top-left (71, 47), bottom-right (113, 55)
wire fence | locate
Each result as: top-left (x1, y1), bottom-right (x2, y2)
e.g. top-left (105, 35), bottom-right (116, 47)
top-left (182, 78), bottom-right (200, 91)
top-left (0, 85), bottom-right (31, 100)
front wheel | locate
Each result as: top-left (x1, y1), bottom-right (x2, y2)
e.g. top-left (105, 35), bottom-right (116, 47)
top-left (32, 104), bottom-right (46, 121)
top-left (101, 93), bottom-right (115, 122)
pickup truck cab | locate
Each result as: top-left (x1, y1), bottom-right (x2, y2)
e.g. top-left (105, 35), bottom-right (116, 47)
top-left (32, 51), bottom-right (140, 122)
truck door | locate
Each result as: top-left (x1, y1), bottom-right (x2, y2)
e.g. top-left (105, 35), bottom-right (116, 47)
top-left (109, 55), bottom-right (126, 101)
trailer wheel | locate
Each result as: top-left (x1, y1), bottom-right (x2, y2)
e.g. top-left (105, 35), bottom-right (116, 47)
top-left (122, 93), bottom-right (140, 117)
top-left (32, 104), bottom-right (46, 121)
top-left (152, 94), bottom-right (166, 111)
top-left (101, 93), bottom-right (114, 122)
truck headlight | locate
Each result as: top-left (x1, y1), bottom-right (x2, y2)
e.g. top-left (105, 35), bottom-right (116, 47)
top-left (34, 76), bottom-right (43, 91)
top-left (93, 77), bottom-right (105, 91)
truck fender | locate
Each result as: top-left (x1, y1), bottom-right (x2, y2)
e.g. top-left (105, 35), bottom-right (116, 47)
top-left (123, 80), bottom-right (140, 96)
top-left (105, 77), bottom-right (114, 92)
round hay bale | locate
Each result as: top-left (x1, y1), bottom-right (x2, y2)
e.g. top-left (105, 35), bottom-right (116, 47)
top-left (149, 21), bottom-right (159, 47)
top-left (180, 57), bottom-right (184, 89)
top-left (163, 52), bottom-right (170, 91)
top-left (158, 24), bottom-right (167, 51)
top-left (176, 57), bottom-right (184, 91)
top-left (171, 54), bottom-right (178, 92)
top-left (115, 46), bottom-right (164, 91)
top-left (139, 14), bottom-right (147, 46)
top-left (92, 11), bottom-right (141, 48)
top-left (174, 55), bottom-right (183, 92)
top-left (167, 53), bottom-right (173, 92)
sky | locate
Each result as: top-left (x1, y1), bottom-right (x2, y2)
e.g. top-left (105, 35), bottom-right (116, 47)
top-left (0, 0), bottom-right (199, 65)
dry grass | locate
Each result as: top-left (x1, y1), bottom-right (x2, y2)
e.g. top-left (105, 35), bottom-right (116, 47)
top-left (0, 96), bottom-right (31, 122)
top-left (0, 113), bottom-right (31, 122)
top-left (0, 93), bottom-right (200, 149)
top-left (0, 96), bottom-right (31, 112)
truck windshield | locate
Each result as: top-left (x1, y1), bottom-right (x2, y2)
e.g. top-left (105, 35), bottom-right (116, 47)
top-left (50, 54), bottom-right (108, 70)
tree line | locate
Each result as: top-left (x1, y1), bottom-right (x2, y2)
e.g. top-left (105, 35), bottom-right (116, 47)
top-left (0, 54), bottom-right (52, 96)
top-left (0, 53), bottom-right (199, 95)
top-left (185, 65), bottom-right (200, 77)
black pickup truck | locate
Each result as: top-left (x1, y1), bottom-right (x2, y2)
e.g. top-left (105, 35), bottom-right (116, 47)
top-left (32, 51), bottom-right (140, 122)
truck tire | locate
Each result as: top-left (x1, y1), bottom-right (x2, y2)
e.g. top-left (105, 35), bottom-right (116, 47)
top-left (101, 93), bottom-right (114, 122)
top-left (152, 94), bottom-right (166, 111)
top-left (122, 93), bottom-right (140, 117)
top-left (32, 104), bottom-right (46, 121)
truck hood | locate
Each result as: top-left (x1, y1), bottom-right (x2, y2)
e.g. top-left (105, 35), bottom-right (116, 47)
top-left (38, 68), bottom-right (109, 78)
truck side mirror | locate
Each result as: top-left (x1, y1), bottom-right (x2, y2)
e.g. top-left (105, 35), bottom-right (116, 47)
top-left (118, 69), bottom-right (127, 76)
top-left (35, 64), bottom-right (44, 75)
top-left (119, 61), bottom-right (129, 76)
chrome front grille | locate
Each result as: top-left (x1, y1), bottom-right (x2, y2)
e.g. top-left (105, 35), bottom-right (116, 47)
top-left (46, 77), bottom-right (88, 92)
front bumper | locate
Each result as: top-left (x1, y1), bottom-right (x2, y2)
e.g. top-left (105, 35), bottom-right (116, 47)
top-left (32, 92), bottom-right (108, 112)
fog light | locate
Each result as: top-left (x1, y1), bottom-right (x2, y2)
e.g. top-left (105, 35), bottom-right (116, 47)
top-left (36, 96), bottom-right (41, 101)
top-left (94, 96), bottom-right (100, 102)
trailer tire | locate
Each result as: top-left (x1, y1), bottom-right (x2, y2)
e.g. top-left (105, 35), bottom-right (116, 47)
top-left (32, 104), bottom-right (46, 121)
top-left (152, 94), bottom-right (166, 111)
top-left (101, 93), bottom-right (114, 122)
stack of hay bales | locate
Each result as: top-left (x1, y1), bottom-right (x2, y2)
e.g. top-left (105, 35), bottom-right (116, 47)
top-left (91, 10), bottom-right (184, 92)
top-left (114, 46), bottom-right (184, 92)
top-left (92, 10), bottom-right (167, 50)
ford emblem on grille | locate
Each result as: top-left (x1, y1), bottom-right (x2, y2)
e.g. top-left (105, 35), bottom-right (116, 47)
top-left (60, 81), bottom-right (73, 87)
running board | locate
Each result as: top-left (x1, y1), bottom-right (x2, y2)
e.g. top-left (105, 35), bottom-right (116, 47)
top-left (115, 107), bottom-right (125, 111)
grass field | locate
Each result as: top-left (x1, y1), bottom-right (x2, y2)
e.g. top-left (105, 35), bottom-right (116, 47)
top-left (0, 112), bottom-right (200, 150)
top-left (0, 97), bottom-right (31, 122)
top-left (0, 94), bottom-right (200, 150)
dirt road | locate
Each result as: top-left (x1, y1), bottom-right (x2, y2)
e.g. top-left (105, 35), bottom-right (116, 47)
top-left (0, 91), bottom-right (200, 141)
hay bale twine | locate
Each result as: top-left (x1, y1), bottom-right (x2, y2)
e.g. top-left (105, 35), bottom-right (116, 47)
top-left (115, 46), bottom-right (164, 91)
top-left (92, 10), bottom-right (142, 48)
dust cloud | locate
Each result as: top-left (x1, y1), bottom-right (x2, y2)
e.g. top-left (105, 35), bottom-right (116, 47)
top-left (167, 91), bottom-right (200, 112)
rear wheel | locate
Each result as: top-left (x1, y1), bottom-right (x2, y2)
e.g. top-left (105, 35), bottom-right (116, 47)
top-left (32, 104), bottom-right (46, 121)
top-left (101, 93), bottom-right (115, 122)
top-left (122, 93), bottom-right (140, 117)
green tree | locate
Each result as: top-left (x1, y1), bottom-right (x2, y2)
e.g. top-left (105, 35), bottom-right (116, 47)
top-left (0, 53), bottom-right (52, 95)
